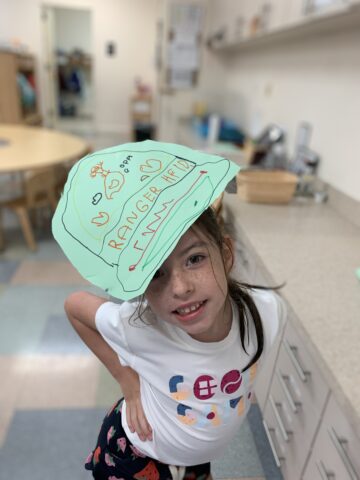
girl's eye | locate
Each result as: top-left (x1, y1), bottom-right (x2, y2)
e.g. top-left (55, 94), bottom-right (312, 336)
top-left (187, 254), bottom-right (205, 266)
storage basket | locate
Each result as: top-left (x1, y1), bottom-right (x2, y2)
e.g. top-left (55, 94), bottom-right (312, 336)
top-left (236, 170), bottom-right (298, 204)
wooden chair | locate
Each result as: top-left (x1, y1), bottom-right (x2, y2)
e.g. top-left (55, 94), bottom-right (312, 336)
top-left (0, 167), bottom-right (58, 251)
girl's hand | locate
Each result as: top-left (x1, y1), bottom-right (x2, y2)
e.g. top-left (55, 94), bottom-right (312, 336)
top-left (119, 366), bottom-right (153, 442)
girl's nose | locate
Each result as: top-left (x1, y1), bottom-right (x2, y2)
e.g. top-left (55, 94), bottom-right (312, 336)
top-left (169, 270), bottom-right (194, 297)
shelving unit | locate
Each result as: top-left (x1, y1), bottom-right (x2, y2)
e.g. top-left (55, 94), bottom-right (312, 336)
top-left (0, 51), bottom-right (41, 125)
top-left (207, 1), bottom-right (360, 53)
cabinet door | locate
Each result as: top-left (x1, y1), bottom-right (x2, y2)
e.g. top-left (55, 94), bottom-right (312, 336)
top-left (0, 53), bottom-right (21, 123)
top-left (263, 319), bottom-right (330, 479)
top-left (303, 0), bottom-right (349, 17)
top-left (280, 320), bottom-right (329, 416)
top-left (263, 369), bottom-right (325, 480)
top-left (303, 395), bottom-right (360, 480)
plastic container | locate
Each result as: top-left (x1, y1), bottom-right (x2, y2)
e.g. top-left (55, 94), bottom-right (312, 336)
top-left (236, 170), bottom-right (298, 204)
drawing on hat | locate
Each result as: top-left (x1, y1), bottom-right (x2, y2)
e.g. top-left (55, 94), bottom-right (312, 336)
top-left (52, 140), bottom-right (240, 300)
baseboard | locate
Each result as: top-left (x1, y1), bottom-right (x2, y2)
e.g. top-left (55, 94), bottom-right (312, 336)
top-left (328, 184), bottom-right (360, 228)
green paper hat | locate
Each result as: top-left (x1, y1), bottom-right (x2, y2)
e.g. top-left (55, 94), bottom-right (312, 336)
top-left (52, 140), bottom-right (240, 300)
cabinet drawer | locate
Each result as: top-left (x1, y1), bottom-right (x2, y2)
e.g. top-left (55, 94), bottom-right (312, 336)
top-left (272, 370), bottom-right (322, 472)
top-left (264, 369), bottom-right (322, 480)
top-left (303, 395), bottom-right (360, 480)
top-left (264, 392), bottom-right (305, 480)
top-left (263, 400), bottom-right (286, 469)
top-left (278, 320), bottom-right (329, 416)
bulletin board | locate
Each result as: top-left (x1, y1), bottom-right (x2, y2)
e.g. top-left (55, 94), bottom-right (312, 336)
top-left (166, 2), bottom-right (204, 89)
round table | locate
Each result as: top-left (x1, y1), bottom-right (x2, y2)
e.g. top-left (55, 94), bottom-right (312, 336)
top-left (0, 124), bottom-right (90, 251)
top-left (0, 124), bottom-right (90, 172)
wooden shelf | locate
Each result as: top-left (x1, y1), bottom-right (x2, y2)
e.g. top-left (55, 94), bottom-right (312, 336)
top-left (17, 54), bottom-right (35, 72)
top-left (0, 51), bottom-right (41, 125)
top-left (23, 113), bottom-right (42, 125)
top-left (208, 3), bottom-right (360, 53)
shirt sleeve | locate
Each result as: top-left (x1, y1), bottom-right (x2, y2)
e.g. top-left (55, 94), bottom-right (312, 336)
top-left (250, 289), bottom-right (287, 360)
top-left (261, 290), bottom-right (287, 356)
top-left (95, 301), bottom-right (135, 368)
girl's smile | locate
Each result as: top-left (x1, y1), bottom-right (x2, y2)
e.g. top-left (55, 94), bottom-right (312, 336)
top-left (145, 227), bottom-right (233, 342)
top-left (172, 299), bottom-right (207, 323)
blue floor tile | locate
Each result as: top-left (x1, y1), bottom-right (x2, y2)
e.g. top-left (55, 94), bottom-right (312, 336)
top-left (0, 408), bottom-right (106, 480)
top-left (0, 285), bottom-right (87, 354)
top-left (37, 313), bottom-right (91, 355)
top-left (0, 260), bottom-right (19, 282)
top-left (0, 229), bottom-right (67, 262)
top-left (0, 407), bottom-right (266, 480)
top-left (212, 416), bottom-right (265, 478)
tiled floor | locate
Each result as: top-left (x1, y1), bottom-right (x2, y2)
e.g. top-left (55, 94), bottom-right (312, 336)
top-left (0, 131), bottom-right (282, 480)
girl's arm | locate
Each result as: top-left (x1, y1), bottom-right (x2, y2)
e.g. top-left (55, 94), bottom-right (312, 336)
top-left (64, 291), bottom-right (153, 441)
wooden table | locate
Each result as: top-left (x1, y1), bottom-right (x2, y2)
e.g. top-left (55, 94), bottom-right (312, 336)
top-left (0, 124), bottom-right (90, 250)
top-left (0, 124), bottom-right (90, 173)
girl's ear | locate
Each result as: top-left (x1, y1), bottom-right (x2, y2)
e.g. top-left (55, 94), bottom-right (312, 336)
top-left (222, 235), bottom-right (235, 274)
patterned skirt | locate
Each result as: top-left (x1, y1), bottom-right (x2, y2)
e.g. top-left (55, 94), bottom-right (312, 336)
top-left (85, 397), bottom-right (211, 480)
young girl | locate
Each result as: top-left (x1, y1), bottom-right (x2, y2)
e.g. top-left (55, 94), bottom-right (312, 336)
top-left (64, 205), bottom-right (285, 480)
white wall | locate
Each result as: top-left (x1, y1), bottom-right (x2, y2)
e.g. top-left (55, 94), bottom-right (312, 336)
top-left (202, 3), bottom-right (360, 202)
top-left (0, 0), bottom-right (161, 134)
top-left (54, 7), bottom-right (91, 54)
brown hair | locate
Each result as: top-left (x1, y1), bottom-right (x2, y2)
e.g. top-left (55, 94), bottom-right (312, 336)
top-left (191, 207), bottom-right (266, 372)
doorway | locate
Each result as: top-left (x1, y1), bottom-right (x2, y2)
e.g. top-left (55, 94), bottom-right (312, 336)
top-left (42, 5), bottom-right (94, 134)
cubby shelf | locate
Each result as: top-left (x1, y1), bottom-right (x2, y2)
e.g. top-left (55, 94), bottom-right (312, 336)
top-left (0, 51), bottom-right (41, 125)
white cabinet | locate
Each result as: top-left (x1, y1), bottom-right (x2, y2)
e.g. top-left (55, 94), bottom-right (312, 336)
top-left (262, 316), bottom-right (360, 480)
top-left (263, 319), bottom-right (330, 479)
top-left (224, 195), bottom-right (360, 480)
top-left (303, 395), bottom-right (360, 480)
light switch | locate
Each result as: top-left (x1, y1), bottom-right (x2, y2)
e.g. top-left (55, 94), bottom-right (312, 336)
top-left (106, 42), bottom-right (116, 56)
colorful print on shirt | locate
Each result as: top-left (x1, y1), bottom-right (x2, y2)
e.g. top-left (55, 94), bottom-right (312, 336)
top-left (169, 363), bottom-right (258, 427)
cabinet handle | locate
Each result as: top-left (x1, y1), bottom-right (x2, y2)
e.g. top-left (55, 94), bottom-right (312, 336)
top-left (283, 339), bottom-right (311, 382)
top-left (263, 419), bottom-right (283, 468)
top-left (328, 427), bottom-right (360, 480)
top-left (269, 394), bottom-right (292, 442)
top-left (316, 460), bottom-right (335, 480)
top-left (276, 370), bottom-right (302, 413)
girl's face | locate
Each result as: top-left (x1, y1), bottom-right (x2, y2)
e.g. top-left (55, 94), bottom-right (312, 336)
top-left (145, 227), bottom-right (234, 342)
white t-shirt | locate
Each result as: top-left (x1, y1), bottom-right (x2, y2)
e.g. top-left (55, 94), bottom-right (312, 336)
top-left (95, 288), bottom-right (285, 465)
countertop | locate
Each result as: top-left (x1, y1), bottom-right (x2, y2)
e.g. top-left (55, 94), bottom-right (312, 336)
top-left (223, 192), bottom-right (360, 437)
